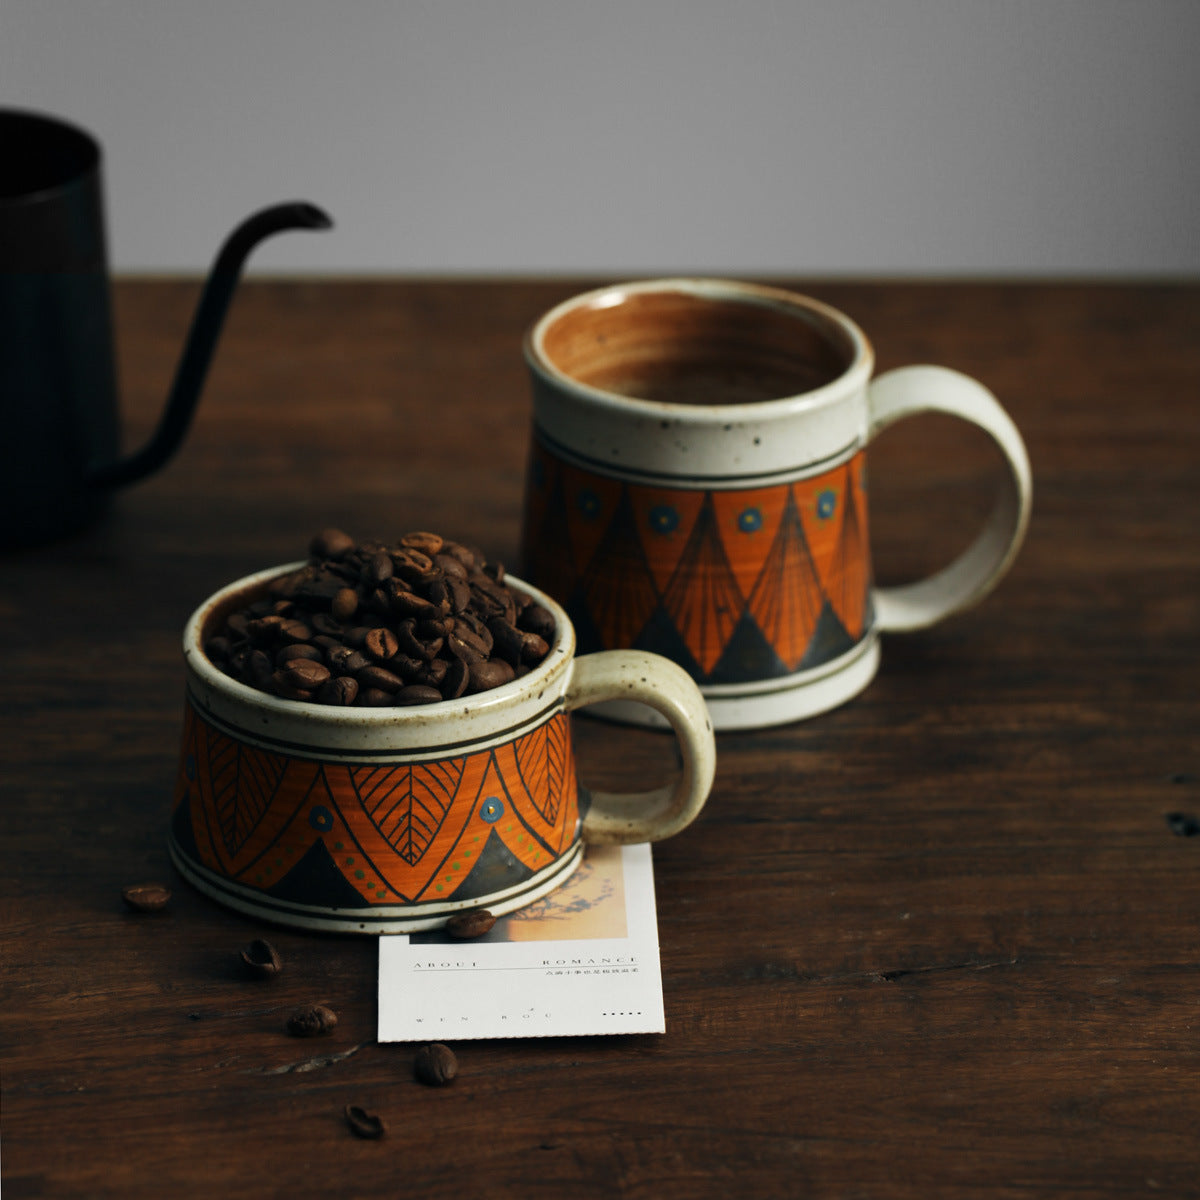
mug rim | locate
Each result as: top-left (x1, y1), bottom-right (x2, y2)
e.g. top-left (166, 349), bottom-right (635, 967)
top-left (524, 277), bottom-right (874, 421)
top-left (183, 561), bottom-right (577, 747)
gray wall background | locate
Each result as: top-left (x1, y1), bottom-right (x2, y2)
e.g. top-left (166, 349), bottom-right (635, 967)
top-left (3, 0), bottom-right (1197, 277)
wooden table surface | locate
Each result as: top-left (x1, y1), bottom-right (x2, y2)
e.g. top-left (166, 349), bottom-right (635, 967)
top-left (2, 279), bottom-right (1197, 1198)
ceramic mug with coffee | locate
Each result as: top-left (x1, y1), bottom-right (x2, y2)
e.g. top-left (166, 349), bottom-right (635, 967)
top-left (520, 279), bottom-right (1031, 731)
top-left (170, 560), bottom-right (715, 933)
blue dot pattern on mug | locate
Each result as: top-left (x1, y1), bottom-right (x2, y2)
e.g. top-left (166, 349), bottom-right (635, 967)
top-left (816, 489), bottom-right (838, 520)
top-left (577, 489), bottom-right (601, 519)
top-left (481, 795), bottom-right (505, 823)
top-left (737, 507), bottom-right (764, 533)
top-left (649, 504), bottom-right (680, 534)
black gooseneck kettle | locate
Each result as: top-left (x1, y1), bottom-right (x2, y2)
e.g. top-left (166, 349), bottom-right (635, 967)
top-left (0, 108), bottom-right (333, 548)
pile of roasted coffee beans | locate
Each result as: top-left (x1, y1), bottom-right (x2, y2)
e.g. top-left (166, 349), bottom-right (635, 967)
top-left (204, 528), bottom-right (555, 706)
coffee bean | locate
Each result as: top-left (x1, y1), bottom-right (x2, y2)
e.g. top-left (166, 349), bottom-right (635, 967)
top-left (446, 629), bottom-right (485, 665)
top-left (445, 908), bottom-right (496, 939)
top-left (204, 635), bottom-right (233, 665)
top-left (387, 653), bottom-right (424, 681)
top-left (468, 659), bottom-right (515, 693)
top-left (442, 540), bottom-right (482, 569)
top-left (440, 657), bottom-right (469, 700)
top-left (445, 575), bottom-right (471, 614)
top-left (310, 528), bottom-right (356, 559)
top-left (327, 644), bottom-right (368, 674)
top-left (209, 530), bottom-right (552, 705)
top-left (247, 649), bottom-right (275, 690)
top-left (286, 1004), bottom-right (338, 1037)
top-left (455, 609), bottom-right (493, 647)
top-left (357, 664), bottom-right (404, 693)
top-left (392, 547), bottom-right (434, 583)
top-left (121, 882), bottom-right (171, 912)
top-left (366, 551), bottom-right (394, 584)
top-left (520, 631), bottom-right (550, 663)
top-left (310, 611), bottom-right (345, 637)
top-left (413, 1042), bottom-right (458, 1086)
top-left (389, 587), bottom-right (439, 621)
top-left (317, 676), bottom-right (359, 706)
top-left (278, 619), bottom-right (313, 644)
top-left (400, 531), bottom-right (445, 556)
top-left (487, 617), bottom-right (525, 667)
top-left (247, 614), bottom-right (287, 642)
top-left (397, 621), bottom-right (440, 662)
top-left (344, 1105), bottom-right (386, 1140)
top-left (434, 553), bottom-right (468, 581)
top-left (416, 658), bottom-right (449, 688)
top-left (517, 603), bottom-right (556, 643)
top-left (241, 938), bottom-right (283, 978)
top-left (276, 643), bottom-right (323, 666)
top-left (276, 658), bottom-right (331, 690)
top-left (331, 587), bottom-right (359, 622)
top-left (364, 627), bottom-right (400, 661)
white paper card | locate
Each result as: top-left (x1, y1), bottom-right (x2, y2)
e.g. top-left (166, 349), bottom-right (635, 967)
top-left (378, 843), bottom-right (664, 1041)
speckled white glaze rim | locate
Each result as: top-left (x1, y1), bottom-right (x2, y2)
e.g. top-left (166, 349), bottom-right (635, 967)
top-left (524, 278), bottom-right (875, 488)
top-left (182, 562), bottom-right (579, 762)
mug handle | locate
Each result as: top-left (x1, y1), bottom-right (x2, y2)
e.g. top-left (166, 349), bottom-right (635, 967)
top-left (868, 365), bottom-right (1033, 632)
top-left (562, 651), bottom-right (716, 844)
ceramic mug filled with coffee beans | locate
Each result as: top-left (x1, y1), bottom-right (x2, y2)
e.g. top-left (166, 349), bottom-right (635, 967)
top-left (520, 279), bottom-right (1032, 731)
top-left (170, 529), bottom-right (715, 933)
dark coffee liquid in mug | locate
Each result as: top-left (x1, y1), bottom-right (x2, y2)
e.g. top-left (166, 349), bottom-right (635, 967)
top-left (541, 289), bottom-right (850, 406)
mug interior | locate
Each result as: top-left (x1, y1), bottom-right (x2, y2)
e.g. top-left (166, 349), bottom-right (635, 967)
top-left (186, 562), bottom-right (575, 741)
top-left (535, 283), bottom-right (858, 407)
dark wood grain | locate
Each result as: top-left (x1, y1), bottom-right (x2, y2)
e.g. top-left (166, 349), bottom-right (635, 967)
top-left (2, 279), bottom-right (1198, 1199)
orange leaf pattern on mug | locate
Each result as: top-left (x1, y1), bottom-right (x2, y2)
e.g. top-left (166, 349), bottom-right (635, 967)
top-left (352, 761), bottom-right (465, 866)
top-left (520, 436), bottom-right (872, 682)
top-left (171, 706), bottom-right (579, 908)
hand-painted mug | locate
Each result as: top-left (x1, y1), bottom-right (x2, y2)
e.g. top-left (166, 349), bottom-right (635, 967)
top-left (520, 279), bottom-right (1032, 730)
top-left (169, 564), bottom-right (715, 933)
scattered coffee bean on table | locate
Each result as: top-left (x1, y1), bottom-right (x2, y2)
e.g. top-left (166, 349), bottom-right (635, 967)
top-left (240, 938), bottom-right (283, 978)
top-left (286, 1004), bottom-right (338, 1037)
top-left (205, 529), bottom-right (554, 707)
top-left (344, 1105), bottom-right (386, 1139)
top-left (413, 1042), bottom-right (458, 1086)
top-left (120, 882), bottom-right (172, 912)
top-left (445, 908), bottom-right (497, 939)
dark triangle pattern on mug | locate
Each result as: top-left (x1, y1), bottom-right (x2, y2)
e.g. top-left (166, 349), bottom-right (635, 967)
top-left (265, 837), bottom-right (371, 909)
top-left (577, 484), bottom-right (659, 656)
top-left (351, 760), bottom-right (466, 867)
top-left (659, 492), bottom-right (746, 676)
top-left (708, 611), bottom-right (788, 684)
top-left (632, 604), bottom-right (704, 679)
top-left (450, 826), bottom-right (536, 902)
top-left (207, 737), bottom-right (288, 860)
top-left (799, 601), bottom-right (857, 668)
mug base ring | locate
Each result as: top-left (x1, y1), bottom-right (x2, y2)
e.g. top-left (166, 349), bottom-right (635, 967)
top-left (585, 635), bottom-right (881, 731)
top-left (167, 836), bottom-right (585, 935)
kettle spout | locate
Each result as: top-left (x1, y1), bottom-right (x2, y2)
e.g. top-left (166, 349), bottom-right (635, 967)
top-left (88, 201), bottom-right (332, 489)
